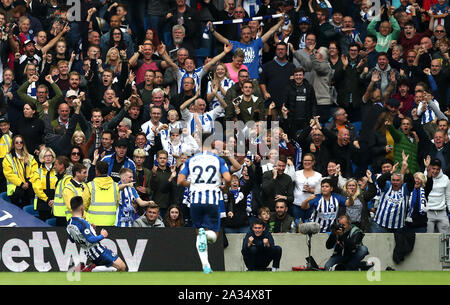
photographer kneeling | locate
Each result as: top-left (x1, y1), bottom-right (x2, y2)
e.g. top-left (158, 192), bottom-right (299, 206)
top-left (324, 215), bottom-right (369, 271)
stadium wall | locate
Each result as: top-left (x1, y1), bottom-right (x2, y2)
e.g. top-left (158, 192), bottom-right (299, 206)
top-left (224, 233), bottom-right (445, 271)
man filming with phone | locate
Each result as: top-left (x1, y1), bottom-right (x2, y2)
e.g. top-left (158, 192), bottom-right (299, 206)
top-left (324, 215), bottom-right (370, 271)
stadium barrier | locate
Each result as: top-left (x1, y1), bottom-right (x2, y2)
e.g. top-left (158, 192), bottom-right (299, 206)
top-left (0, 227), bottom-right (224, 272)
top-left (224, 233), bottom-right (444, 271)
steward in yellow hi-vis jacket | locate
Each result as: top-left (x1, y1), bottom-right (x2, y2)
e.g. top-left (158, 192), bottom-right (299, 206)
top-left (0, 116), bottom-right (12, 193)
top-left (82, 161), bottom-right (119, 226)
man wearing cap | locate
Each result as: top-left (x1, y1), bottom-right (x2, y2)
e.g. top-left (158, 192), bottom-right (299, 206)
top-left (424, 158), bottom-right (450, 233)
top-left (291, 16), bottom-right (311, 51)
top-left (16, 39), bottom-right (41, 83)
top-left (101, 139), bottom-right (136, 183)
top-left (392, 79), bottom-right (415, 117)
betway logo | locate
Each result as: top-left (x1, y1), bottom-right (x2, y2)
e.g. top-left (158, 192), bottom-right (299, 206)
top-left (1, 232), bottom-right (147, 272)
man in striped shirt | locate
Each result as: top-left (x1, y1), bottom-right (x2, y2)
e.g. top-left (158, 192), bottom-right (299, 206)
top-left (372, 155), bottom-right (415, 232)
top-left (158, 42), bottom-right (233, 94)
top-left (177, 133), bottom-right (231, 274)
top-left (301, 178), bottom-right (354, 232)
top-left (115, 168), bottom-right (152, 227)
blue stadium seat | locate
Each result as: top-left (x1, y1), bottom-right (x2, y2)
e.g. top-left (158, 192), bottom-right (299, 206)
top-left (352, 121), bottom-right (362, 136)
top-left (23, 204), bottom-right (39, 217)
top-left (0, 192), bottom-right (10, 202)
top-left (195, 47), bottom-right (212, 67)
top-left (46, 218), bottom-right (57, 226)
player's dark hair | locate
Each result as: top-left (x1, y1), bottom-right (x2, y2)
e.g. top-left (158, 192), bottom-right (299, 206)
top-left (70, 196), bottom-right (84, 212)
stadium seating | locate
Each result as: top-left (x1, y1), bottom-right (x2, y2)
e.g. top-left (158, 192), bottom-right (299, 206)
top-left (0, 192), bottom-right (10, 202)
top-left (46, 218), bottom-right (57, 226)
top-left (23, 204), bottom-right (39, 217)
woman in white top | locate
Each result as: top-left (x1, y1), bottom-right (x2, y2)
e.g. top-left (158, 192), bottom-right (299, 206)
top-left (206, 63), bottom-right (234, 117)
top-left (292, 153), bottom-right (322, 222)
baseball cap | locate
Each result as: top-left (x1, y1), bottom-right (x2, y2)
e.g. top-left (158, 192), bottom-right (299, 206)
top-left (66, 89), bottom-right (78, 98)
top-left (0, 116), bottom-right (9, 124)
top-left (299, 16), bottom-right (310, 24)
top-left (23, 39), bottom-right (35, 46)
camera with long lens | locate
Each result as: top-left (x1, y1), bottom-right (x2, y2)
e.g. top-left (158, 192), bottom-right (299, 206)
top-left (331, 222), bottom-right (345, 232)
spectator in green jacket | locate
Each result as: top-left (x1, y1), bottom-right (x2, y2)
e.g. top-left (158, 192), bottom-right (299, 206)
top-left (386, 117), bottom-right (420, 174)
top-left (367, 5), bottom-right (401, 53)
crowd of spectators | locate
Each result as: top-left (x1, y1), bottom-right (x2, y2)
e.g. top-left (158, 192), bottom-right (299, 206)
top-left (0, 0), bottom-right (449, 236)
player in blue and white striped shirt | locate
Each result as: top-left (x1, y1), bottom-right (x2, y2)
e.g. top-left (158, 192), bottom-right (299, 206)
top-left (177, 134), bottom-right (231, 274)
top-left (66, 196), bottom-right (126, 272)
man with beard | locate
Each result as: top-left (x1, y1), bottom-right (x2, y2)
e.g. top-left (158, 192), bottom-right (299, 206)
top-left (15, 39), bottom-right (41, 84)
top-left (167, 25), bottom-right (196, 60)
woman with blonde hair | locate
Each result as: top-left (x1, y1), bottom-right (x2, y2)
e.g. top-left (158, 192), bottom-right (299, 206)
top-left (206, 62), bottom-right (234, 117)
top-left (340, 170), bottom-right (377, 232)
top-left (225, 48), bottom-right (248, 83)
top-left (34, 147), bottom-right (58, 221)
top-left (104, 47), bottom-right (123, 76)
top-left (2, 135), bottom-right (47, 208)
top-left (71, 130), bottom-right (93, 160)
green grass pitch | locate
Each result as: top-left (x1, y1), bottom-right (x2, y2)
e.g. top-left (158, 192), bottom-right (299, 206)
top-left (1, 271), bottom-right (450, 285)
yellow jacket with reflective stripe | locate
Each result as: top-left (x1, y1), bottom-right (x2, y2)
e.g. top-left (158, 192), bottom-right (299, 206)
top-left (52, 174), bottom-right (72, 217)
top-left (2, 153), bottom-right (39, 196)
top-left (0, 133), bottom-right (12, 158)
top-left (33, 165), bottom-right (58, 209)
top-left (82, 176), bottom-right (119, 226)
top-left (63, 180), bottom-right (87, 220)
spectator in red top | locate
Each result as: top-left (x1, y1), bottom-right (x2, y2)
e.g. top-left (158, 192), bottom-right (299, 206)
top-left (392, 79), bottom-right (415, 116)
top-left (399, 20), bottom-right (434, 60)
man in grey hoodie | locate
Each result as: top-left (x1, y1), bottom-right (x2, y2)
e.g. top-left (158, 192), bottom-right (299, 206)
top-left (424, 158), bottom-right (450, 233)
top-left (133, 202), bottom-right (165, 228)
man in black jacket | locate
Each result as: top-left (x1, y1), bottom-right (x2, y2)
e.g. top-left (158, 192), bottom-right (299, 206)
top-left (241, 219), bottom-right (282, 271)
top-left (324, 215), bottom-right (369, 271)
top-left (280, 67), bottom-right (316, 139)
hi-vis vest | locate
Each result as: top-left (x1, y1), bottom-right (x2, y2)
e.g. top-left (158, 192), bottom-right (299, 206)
top-left (52, 175), bottom-right (72, 217)
top-left (33, 167), bottom-right (57, 209)
top-left (86, 180), bottom-right (118, 226)
top-left (0, 134), bottom-right (12, 159)
top-left (63, 180), bottom-right (87, 220)
top-left (4, 154), bottom-right (35, 196)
